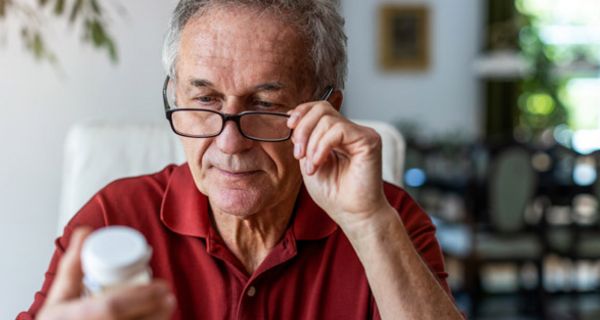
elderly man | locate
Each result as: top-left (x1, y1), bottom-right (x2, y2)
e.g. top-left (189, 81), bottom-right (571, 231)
top-left (19, 0), bottom-right (463, 319)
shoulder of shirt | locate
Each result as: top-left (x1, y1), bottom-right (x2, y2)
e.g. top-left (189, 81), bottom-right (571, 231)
top-left (67, 164), bottom-right (181, 230)
top-left (381, 181), bottom-right (435, 230)
top-left (100, 163), bottom-right (180, 195)
top-left (382, 181), bottom-right (412, 206)
top-left (60, 164), bottom-right (181, 249)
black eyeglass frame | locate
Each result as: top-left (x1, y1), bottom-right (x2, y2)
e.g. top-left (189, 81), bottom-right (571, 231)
top-left (162, 76), bottom-right (334, 142)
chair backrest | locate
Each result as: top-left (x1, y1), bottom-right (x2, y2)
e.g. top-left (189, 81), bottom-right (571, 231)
top-left (488, 145), bottom-right (536, 233)
top-left (58, 122), bottom-right (186, 234)
top-left (58, 119), bottom-right (405, 234)
top-left (352, 119), bottom-right (405, 186)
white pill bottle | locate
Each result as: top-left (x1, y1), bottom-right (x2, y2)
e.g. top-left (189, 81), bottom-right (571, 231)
top-left (81, 226), bottom-right (153, 295)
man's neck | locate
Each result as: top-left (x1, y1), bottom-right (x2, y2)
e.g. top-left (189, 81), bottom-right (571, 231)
top-left (210, 197), bottom-right (296, 275)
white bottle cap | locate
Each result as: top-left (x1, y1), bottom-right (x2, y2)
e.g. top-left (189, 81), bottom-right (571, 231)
top-left (82, 226), bottom-right (152, 286)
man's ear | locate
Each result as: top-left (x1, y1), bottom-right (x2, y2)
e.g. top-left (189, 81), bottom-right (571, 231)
top-left (329, 90), bottom-right (344, 112)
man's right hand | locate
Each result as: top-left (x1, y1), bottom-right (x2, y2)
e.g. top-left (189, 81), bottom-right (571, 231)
top-left (37, 228), bottom-right (176, 320)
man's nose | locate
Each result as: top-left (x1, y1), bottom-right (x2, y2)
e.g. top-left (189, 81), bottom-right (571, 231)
top-left (215, 118), bottom-right (254, 154)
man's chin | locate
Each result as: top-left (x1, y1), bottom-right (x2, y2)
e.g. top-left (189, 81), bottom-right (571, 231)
top-left (208, 188), bottom-right (266, 217)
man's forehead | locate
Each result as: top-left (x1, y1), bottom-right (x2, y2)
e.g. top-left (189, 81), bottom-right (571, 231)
top-left (176, 5), bottom-right (313, 91)
top-left (181, 6), bottom-right (307, 57)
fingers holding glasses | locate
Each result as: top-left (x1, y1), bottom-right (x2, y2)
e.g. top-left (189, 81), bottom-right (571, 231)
top-left (288, 101), bottom-right (340, 153)
top-left (288, 101), bottom-right (358, 175)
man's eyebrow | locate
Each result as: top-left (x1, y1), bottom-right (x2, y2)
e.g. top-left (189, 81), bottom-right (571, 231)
top-left (187, 79), bottom-right (285, 92)
top-left (254, 82), bottom-right (285, 92)
top-left (189, 79), bottom-right (213, 88)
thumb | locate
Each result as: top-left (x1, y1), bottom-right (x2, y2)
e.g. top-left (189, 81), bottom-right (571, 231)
top-left (45, 227), bottom-right (92, 305)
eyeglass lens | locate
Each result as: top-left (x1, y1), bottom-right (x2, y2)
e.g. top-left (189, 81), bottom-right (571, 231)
top-left (164, 76), bottom-right (333, 141)
top-left (171, 110), bottom-right (290, 140)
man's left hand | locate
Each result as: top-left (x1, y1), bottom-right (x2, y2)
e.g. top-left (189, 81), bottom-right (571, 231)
top-left (287, 100), bottom-right (391, 230)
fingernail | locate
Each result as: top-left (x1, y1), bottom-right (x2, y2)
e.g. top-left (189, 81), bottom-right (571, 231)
top-left (294, 144), bottom-right (301, 158)
top-left (288, 114), bottom-right (297, 126)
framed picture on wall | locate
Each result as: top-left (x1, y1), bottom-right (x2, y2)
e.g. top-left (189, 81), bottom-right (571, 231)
top-left (379, 5), bottom-right (430, 71)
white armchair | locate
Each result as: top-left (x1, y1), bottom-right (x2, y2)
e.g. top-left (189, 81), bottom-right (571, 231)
top-left (58, 120), bottom-right (405, 234)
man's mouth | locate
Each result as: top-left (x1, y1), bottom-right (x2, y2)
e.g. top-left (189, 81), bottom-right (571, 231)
top-left (214, 167), bottom-right (260, 178)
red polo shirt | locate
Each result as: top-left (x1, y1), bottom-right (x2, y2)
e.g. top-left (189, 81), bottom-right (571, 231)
top-left (18, 164), bottom-right (450, 319)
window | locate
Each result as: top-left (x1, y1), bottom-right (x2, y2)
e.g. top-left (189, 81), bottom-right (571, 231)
top-left (517, 0), bottom-right (600, 153)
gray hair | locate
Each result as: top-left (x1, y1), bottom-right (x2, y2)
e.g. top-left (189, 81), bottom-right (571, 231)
top-left (162, 0), bottom-right (347, 91)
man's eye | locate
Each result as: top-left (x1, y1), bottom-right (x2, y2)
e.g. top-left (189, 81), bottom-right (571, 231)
top-left (196, 96), bottom-right (216, 103)
top-left (253, 100), bottom-right (275, 109)
top-left (192, 96), bottom-right (221, 108)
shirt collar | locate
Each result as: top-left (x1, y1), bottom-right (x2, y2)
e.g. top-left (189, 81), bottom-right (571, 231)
top-left (160, 164), bottom-right (338, 240)
top-left (160, 164), bottom-right (210, 238)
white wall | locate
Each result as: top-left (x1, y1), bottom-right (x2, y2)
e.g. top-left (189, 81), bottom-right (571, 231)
top-left (0, 1), bottom-right (176, 317)
top-left (0, 0), bottom-right (482, 318)
top-left (342, 0), bottom-right (483, 139)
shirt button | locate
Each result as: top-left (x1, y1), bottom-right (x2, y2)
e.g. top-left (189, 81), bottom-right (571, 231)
top-left (247, 286), bottom-right (256, 297)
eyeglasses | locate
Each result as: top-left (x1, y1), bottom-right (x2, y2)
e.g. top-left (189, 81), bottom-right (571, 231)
top-left (162, 76), bottom-right (334, 142)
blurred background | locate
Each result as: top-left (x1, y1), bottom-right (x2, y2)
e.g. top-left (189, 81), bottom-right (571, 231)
top-left (1, 0), bottom-right (599, 319)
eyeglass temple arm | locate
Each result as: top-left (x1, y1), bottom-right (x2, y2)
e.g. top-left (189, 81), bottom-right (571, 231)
top-left (320, 85), bottom-right (335, 101)
top-left (162, 76), bottom-right (171, 116)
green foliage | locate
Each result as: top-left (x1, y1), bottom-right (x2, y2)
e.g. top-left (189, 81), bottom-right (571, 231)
top-left (517, 15), bottom-right (569, 135)
top-left (0, 0), bottom-right (6, 17)
top-left (85, 18), bottom-right (117, 61)
top-left (69, 0), bottom-right (83, 22)
top-left (21, 26), bottom-right (57, 62)
top-left (517, 0), bottom-right (600, 134)
top-left (0, 0), bottom-right (119, 64)
top-left (54, 0), bottom-right (65, 15)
